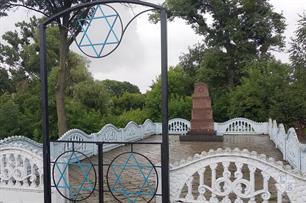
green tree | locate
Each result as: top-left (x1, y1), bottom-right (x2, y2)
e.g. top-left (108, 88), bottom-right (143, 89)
top-left (145, 66), bottom-right (193, 121)
top-left (112, 92), bottom-right (145, 115)
top-left (0, 94), bottom-right (22, 138)
top-left (158, 0), bottom-right (286, 87)
top-left (288, 13), bottom-right (306, 135)
top-left (0, 68), bottom-right (11, 94)
top-left (72, 81), bottom-right (110, 114)
top-left (101, 80), bottom-right (141, 97)
top-left (290, 13), bottom-right (306, 73)
top-left (228, 59), bottom-right (291, 121)
top-left (1, 0), bottom-right (95, 135)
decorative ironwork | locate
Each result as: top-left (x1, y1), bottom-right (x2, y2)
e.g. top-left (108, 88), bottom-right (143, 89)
top-left (52, 150), bottom-right (97, 201)
top-left (40, 1), bottom-right (168, 202)
top-left (106, 152), bottom-right (158, 202)
top-left (75, 4), bottom-right (123, 58)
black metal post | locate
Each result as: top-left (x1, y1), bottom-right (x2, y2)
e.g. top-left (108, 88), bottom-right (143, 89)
top-left (40, 24), bottom-right (52, 203)
top-left (160, 9), bottom-right (169, 203)
top-left (98, 144), bottom-right (104, 203)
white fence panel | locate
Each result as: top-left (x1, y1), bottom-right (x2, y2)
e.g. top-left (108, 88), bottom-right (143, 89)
top-left (276, 124), bottom-right (287, 159)
top-left (0, 142), bottom-right (62, 203)
top-left (143, 119), bottom-right (156, 137)
top-left (268, 119), bottom-right (306, 173)
top-left (168, 118), bottom-right (190, 135)
top-left (155, 123), bottom-right (162, 135)
top-left (56, 129), bottom-right (94, 159)
top-left (123, 121), bottom-right (143, 142)
top-left (94, 124), bottom-right (123, 153)
top-left (285, 128), bottom-right (302, 169)
top-left (215, 118), bottom-right (268, 135)
top-left (170, 148), bottom-right (306, 203)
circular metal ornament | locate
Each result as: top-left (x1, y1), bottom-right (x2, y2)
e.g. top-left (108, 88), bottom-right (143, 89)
top-left (74, 4), bottom-right (123, 58)
top-left (106, 152), bottom-right (158, 202)
top-left (52, 150), bottom-right (97, 201)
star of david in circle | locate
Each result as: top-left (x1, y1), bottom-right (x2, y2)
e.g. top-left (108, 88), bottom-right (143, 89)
top-left (52, 150), bottom-right (97, 201)
top-left (107, 152), bottom-right (158, 203)
top-left (75, 4), bottom-right (123, 58)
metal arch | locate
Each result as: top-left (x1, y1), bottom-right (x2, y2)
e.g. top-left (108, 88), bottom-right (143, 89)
top-left (74, 7), bottom-right (156, 59)
top-left (41, 0), bottom-right (165, 27)
top-left (39, 2), bottom-right (169, 203)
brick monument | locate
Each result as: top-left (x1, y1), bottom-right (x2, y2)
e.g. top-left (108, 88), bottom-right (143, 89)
top-left (180, 82), bottom-right (223, 141)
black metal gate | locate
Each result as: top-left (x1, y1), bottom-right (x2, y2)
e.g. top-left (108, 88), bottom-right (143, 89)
top-left (39, 1), bottom-right (169, 202)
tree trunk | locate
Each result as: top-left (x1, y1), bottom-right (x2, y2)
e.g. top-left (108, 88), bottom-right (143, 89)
top-left (228, 66), bottom-right (235, 87)
top-left (56, 27), bottom-right (69, 136)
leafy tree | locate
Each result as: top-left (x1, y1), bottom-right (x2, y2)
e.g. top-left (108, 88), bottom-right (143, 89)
top-left (145, 66), bottom-right (193, 121)
top-left (114, 109), bottom-right (149, 128)
top-left (288, 13), bottom-right (306, 136)
top-left (1, 0), bottom-right (95, 135)
top-left (290, 13), bottom-right (306, 80)
top-left (72, 81), bottom-right (110, 114)
top-left (157, 0), bottom-right (286, 87)
top-left (0, 68), bottom-right (11, 94)
top-left (101, 79), bottom-right (141, 97)
top-left (0, 17), bottom-right (59, 79)
top-left (112, 92), bottom-right (145, 115)
top-left (228, 59), bottom-right (291, 121)
top-left (0, 94), bottom-right (22, 139)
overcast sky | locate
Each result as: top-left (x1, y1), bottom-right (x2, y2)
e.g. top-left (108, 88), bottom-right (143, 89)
top-left (0, 0), bottom-right (305, 92)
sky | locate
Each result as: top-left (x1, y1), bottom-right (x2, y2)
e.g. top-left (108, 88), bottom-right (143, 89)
top-left (0, 0), bottom-right (305, 93)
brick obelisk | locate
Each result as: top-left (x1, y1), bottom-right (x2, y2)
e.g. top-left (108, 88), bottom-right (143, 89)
top-left (180, 82), bottom-right (223, 141)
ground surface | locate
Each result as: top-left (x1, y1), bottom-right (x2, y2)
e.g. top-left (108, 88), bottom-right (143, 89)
top-left (68, 134), bottom-right (286, 203)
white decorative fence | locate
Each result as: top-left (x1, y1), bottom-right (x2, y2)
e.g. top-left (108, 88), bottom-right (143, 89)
top-left (1, 117), bottom-right (306, 202)
top-left (170, 148), bottom-right (306, 203)
top-left (52, 119), bottom-right (158, 159)
top-left (0, 119), bottom-right (158, 203)
top-left (168, 118), bottom-right (190, 135)
top-left (0, 136), bottom-right (63, 203)
top-left (214, 117), bottom-right (268, 135)
top-left (167, 117), bottom-right (269, 135)
top-left (268, 119), bottom-right (306, 173)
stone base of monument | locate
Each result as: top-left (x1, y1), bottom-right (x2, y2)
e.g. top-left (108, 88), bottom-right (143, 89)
top-left (179, 130), bottom-right (223, 142)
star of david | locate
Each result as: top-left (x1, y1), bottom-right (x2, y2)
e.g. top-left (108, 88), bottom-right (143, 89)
top-left (54, 151), bottom-right (95, 201)
top-left (109, 153), bottom-right (157, 202)
top-left (77, 5), bottom-right (121, 57)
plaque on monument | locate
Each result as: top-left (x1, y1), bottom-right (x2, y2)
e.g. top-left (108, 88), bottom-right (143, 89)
top-left (180, 82), bottom-right (223, 141)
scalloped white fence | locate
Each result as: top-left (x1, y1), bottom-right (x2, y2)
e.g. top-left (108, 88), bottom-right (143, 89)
top-left (169, 148), bottom-right (306, 203)
top-left (214, 117), bottom-right (269, 135)
top-left (52, 119), bottom-right (157, 159)
top-left (1, 118), bottom-right (306, 202)
top-left (166, 117), bottom-right (269, 135)
top-left (268, 119), bottom-right (306, 173)
top-left (0, 119), bottom-right (157, 203)
top-left (0, 137), bottom-right (63, 203)
top-left (168, 118), bottom-right (190, 135)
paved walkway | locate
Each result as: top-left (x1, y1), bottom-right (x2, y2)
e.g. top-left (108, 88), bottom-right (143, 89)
top-left (68, 135), bottom-right (285, 202)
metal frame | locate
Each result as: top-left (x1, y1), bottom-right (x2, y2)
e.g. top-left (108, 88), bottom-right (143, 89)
top-left (39, 0), bottom-right (168, 202)
top-left (52, 150), bottom-right (97, 202)
top-left (106, 151), bottom-right (159, 202)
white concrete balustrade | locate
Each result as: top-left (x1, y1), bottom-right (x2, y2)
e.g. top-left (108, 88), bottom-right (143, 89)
top-left (1, 117), bottom-right (306, 202)
top-left (214, 117), bottom-right (269, 135)
top-left (268, 119), bottom-right (306, 173)
top-left (168, 118), bottom-right (190, 135)
top-left (170, 148), bottom-right (306, 203)
top-left (0, 137), bottom-right (62, 203)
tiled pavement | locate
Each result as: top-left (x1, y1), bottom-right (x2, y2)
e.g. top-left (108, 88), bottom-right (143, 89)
top-left (68, 135), bottom-right (286, 203)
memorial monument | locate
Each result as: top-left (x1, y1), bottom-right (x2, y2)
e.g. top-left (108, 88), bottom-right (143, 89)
top-left (180, 82), bottom-right (223, 141)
